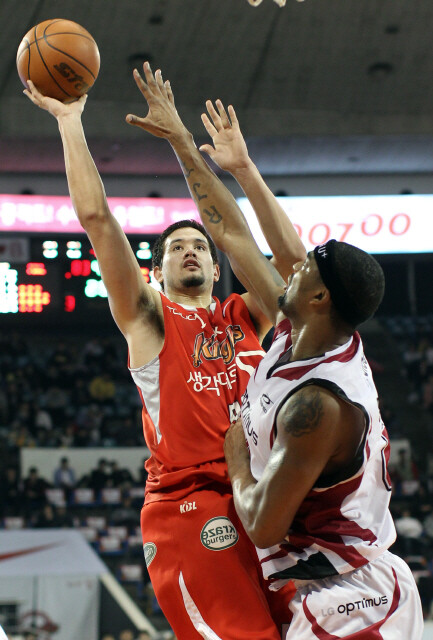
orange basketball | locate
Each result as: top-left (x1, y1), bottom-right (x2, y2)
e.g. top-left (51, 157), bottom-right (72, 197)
top-left (16, 19), bottom-right (100, 102)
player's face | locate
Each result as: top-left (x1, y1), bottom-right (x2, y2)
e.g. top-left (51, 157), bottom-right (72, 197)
top-left (278, 252), bottom-right (322, 317)
top-left (157, 227), bottom-right (219, 293)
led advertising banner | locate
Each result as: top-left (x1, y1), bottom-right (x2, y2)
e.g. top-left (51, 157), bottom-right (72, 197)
top-left (1, 193), bottom-right (433, 254)
top-left (238, 194), bottom-right (433, 255)
top-left (0, 194), bottom-right (200, 234)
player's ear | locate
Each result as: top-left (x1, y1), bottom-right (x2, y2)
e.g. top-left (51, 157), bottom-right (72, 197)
top-left (153, 265), bottom-right (164, 284)
top-left (213, 263), bottom-right (220, 283)
top-left (311, 286), bottom-right (331, 309)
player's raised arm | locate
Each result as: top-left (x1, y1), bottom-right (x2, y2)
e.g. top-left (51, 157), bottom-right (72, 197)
top-left (23, 82), bottom-right (163, 360)
top-left (200, 100), bottom-right (306, 282)
top-left (126, 63), bottom-right (286, 327)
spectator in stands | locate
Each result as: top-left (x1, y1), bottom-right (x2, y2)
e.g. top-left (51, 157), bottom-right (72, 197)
top-left (49, 340), bottom-right (72, 369)
top-left (402, 340), bottom-right (423, 384)
top-left (110, 493), bottom-right (139, 530)
top-left (422, 373), bottom-right (433, 413)
top-left (34, 503), bottom-right (60, 528)
top-left (135, 632), bottom-right (152, 640)
top-left (82, 337), bottom-right (105, 372)
top-left (53, 456), bottom-right (76, 489)
top-left (118, 630), bottom-right (135, 640)
top-left (137, 459), bottom-right (148, 487)
top-left (109, 461), bottom-right (134, 488)
top-left (422, 338), bottom-right (433, 376)
top-left (422, 508), bottom-right (433, 541)
top-left (390, 448), bottom-right (419, 496)
top-left (113, 415), bottom-right (141, 447)
top-left (54, 504), bottom-right (74, 528)
top-left (76, 404), bottom-right (104, 444)
top-left (88, 458), bottom-right (110, 492)
top-left (0, 466), bottom-right (22, 516)
top-left (58, 422), bottom-right (77, 448)
top-left (22, 466), bottom-right (50, 513)
top-left (33, 401), bottom-right (53, 432)
top-left (0, 382), bottom-right (8, 425)
top-left (53, 456), bottom-right (77, 501)
top-left (395, 507), bottom-right (426, 556)
top-left (8, 421), bottom-right (36, 450)
top-left (89, 372), bottom-right (116, 405)
top-left (41, 376), bottom-right (69, 424)
top-left (70, 377), bottom-right (91, 407)
top-left (395, 508), bottom-right (424, 539)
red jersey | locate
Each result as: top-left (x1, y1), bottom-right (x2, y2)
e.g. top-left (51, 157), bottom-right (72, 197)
top-left (130, 292), bottom-right (264, 503)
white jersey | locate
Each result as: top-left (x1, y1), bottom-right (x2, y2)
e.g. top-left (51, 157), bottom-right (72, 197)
top-left (241, 318), bottom-right (396, 588)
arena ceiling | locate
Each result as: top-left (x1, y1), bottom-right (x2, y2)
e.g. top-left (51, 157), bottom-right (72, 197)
top-left (1, 0), bottom-right (433, 177)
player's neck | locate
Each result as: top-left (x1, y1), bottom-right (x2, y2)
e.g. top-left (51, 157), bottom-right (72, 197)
top-left (290, 320), bottom-right (351, 361)
top-left (166, 288), bottom-right (214, 310)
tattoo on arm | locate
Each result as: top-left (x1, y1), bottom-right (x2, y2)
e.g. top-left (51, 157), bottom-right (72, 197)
top-left (181, 162), bottom-right (194, 179)
top-left (192, 182), bottom-right (207, 201)
top-left (203, 206), bottom-right (222, 224)
top-left (280, 388), bottom-right (324, 437)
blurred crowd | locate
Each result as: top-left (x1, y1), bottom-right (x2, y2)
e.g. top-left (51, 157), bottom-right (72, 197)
top-left (0, 332), bottom-right (143, 452)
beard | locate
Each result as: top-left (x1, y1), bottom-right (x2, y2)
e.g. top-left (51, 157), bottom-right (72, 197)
top-left (277, 293), bottom-right (286, 309)
top-left (180, 273), bottom-right (206, 288)
top-left (278, 274), bottom-right (294, 309)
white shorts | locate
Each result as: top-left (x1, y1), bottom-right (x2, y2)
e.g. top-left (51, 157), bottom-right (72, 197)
top-left (0, 625), bottom-right (7, 640)
top-left (284, 551), bottom-right (423, 639)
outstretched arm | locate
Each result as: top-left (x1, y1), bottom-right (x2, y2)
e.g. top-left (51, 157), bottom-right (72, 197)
top-left (23, 82), bottom-right (163, 363)
top-left (200, 100), bottom-right (306, 282)
top-left (126, 63), bottom-right (286, 328)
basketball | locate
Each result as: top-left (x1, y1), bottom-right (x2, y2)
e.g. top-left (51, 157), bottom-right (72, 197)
top-left (16, 19), bottom-right (100, 102)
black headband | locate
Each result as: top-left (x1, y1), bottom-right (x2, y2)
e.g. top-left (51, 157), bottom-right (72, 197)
top-left (313, 240), bottom-right (361, 327)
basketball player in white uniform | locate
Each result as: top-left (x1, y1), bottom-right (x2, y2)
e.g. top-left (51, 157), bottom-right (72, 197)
top-left (113, 82), bottom-right (423, 638)
top-left (221, 240), bottom-right (424, 639)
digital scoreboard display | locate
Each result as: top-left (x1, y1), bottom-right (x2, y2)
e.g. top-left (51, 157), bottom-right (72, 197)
top-left (0, 235), bottom-right (158, 322)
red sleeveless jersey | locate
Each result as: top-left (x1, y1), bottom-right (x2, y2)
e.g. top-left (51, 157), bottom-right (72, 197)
top-left (130, 292), bottom-right (264, 503)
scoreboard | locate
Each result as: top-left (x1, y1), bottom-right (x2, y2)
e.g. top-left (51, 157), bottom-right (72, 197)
top-left (0, 194), bottom-right (202, 325)
top-left (0, 235), bottom-right (158, 323)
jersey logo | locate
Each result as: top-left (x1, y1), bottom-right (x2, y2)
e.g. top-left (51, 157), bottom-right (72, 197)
top-left (200, 516), bottom-right (239, 551)
top-left (192, 325), bottom-right (245, 367)
top-left (260, 393), bottom-right (274, 413)
top-left (143, 542), bottom-right (157, 567)
top-left (241, 389), bottom-right (258, 445)
top-left (167, 305), bottom-right (207, 329)
top-left (180, 500), bottom-right (197, 513)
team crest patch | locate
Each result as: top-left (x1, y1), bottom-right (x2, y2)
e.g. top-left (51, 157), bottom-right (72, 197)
top-left (200, 516), bottom-right (239, 551)
top-left (143, 542), bottom-right (157, 567)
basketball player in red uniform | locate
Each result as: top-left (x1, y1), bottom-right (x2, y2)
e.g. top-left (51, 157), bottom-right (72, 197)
top-left (24, 64), bottom-right (304, 638)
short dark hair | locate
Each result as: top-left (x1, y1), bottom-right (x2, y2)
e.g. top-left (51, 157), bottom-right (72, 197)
top-left (151, 220), bottom-right (218, 271)
top-left (314, 240), bottom-right (385, 329)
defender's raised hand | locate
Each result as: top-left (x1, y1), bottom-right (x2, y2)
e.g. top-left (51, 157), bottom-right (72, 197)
top-left (200, 100), bottom-right (250, 174)
top-left (126, 62), bottom-right (187, 141)
top-left (24, 80), bottom-right (87, 119)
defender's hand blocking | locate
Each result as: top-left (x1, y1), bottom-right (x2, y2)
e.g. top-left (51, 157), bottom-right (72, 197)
top-left (224, 419), bottom-right (250, 470)
top-left (126, 62), bottom-right (187, 141)
top-left (23, 80), bottom-right (87, 119)
top-left (200, 101), bottom-right (250, 174)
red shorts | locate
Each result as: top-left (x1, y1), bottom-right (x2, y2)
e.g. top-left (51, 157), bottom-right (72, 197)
top-left (141, 487), bottom-right (294, 639)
